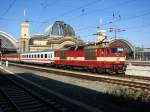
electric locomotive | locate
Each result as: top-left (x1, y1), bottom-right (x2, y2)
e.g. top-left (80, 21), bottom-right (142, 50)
top-left (54, 43), bottom-right (126, 74)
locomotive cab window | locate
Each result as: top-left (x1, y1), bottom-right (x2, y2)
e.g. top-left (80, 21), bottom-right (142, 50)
top-left (118, 48), bottom-right (123, 53)
top-left (111, 48), bottom-right (117, 53)
top-left (111, 48), bottom-right (124, 54)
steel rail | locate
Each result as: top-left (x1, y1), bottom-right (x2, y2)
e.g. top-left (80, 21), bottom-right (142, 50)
top-left (7, 62), bottom-right (150, 91)
top-left (0, 71), bottom-right (77, 112)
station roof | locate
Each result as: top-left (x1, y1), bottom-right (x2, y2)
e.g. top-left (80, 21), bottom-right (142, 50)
top-left (45, 21), bottom-right (75, 37)
top-left (0, 31), bottom-right (18, 52)
top-left (109, 38), bottom-right (134, 54)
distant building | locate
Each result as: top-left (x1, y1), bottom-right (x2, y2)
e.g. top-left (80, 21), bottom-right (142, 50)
top-left (19, 20), bottom-right (30, 53)
top-left (28, 21), bottom-right (84, 51)
top-left (135, 48), bottom-right (150, 60)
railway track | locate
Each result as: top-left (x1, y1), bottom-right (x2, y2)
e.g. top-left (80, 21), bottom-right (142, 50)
top-left (0, 73), bottom-right (74, 112)
top-left (0, 70), bottom-right (100, 112)
top-left (5, 62), bottom-right (150, 91)
top-left (126, 60), bottom-right (150, 66)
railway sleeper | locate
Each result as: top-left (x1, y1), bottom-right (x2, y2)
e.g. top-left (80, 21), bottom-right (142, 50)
top-left (17, 101), bottom-right (42, 106)
top-left (19, 103), bottom-right (47, 110)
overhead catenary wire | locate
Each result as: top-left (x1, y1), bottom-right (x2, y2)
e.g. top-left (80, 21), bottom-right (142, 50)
top-left (51, 0), bottom-right (102, 20)
top-left (0, 0), bottom-right (16, 18)
top-left (76, 8), bottom-right (150, 33)
top-left (65, 0), bottom-right (137, 22)
top-left (33, 0), bottom-right (58, 33)
top-left (41, 0), bottom-right (102, 28)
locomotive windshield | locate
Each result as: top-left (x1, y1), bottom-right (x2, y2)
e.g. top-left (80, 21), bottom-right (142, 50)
top-left (111, 48), bottom-right (123, 54)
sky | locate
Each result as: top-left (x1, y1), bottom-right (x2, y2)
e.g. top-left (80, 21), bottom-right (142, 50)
top-left (0, 0), bottom-right (150, 47)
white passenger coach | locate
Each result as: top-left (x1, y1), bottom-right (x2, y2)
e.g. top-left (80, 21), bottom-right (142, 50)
top-left (20, 50), bottom-right (55, 64)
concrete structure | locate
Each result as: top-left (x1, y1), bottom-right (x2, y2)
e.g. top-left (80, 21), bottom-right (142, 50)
top-left (19, 21), bottom-right (30, 53)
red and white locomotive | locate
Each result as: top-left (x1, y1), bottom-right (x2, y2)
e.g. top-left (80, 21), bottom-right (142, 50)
top-left (1, 44), bottom-right (126, 74)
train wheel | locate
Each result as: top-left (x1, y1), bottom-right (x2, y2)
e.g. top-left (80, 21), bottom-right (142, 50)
top-left (116, 70), bottom-right (125, 75)
top-left (91, 67), bottom-right (97, 73)
top-left (97, 68), bottom-right (105, 74)
top-left (106, 69), bottom-right (114, 75)
top-left (68, 66), bottom-right (72, 70)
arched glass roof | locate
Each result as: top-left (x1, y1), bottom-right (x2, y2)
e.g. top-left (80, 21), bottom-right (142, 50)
top-left (110, 38), bottom-right (134, 54)
top-left (45, 21), bottom-right (75, 37)
top-left (0, 31), bottom-right (18, 52)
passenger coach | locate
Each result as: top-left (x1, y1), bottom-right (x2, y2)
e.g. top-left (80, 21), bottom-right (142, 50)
top-left (21, 50), bottom-right (55, 64)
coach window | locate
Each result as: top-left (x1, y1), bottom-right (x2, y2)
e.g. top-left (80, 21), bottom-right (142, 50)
top-left (45, 54), bottom-right (47, 58)
top-left (34, 54), bottom-right (36, 58)
top-left (41, 54), bottom-right (43, 58)
top-left (48, 54), bottom-right (51, 58)
top-left (38, 54), bottom-right (40, 58)
top-left (32, 54), bottom-right (33, 58)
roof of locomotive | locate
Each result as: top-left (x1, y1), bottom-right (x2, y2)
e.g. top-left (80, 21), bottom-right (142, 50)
top-left (21, 49), bottom-right (55, 54)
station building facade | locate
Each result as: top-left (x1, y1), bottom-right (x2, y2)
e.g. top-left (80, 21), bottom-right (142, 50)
top-left (20, 21), bottom-right (84, 52)
top-left (1, 20), bottom-right (148, 60)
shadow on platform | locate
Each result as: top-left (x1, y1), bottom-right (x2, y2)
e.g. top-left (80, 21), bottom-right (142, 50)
top-left (1, 71), bottom-right (150, 112)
